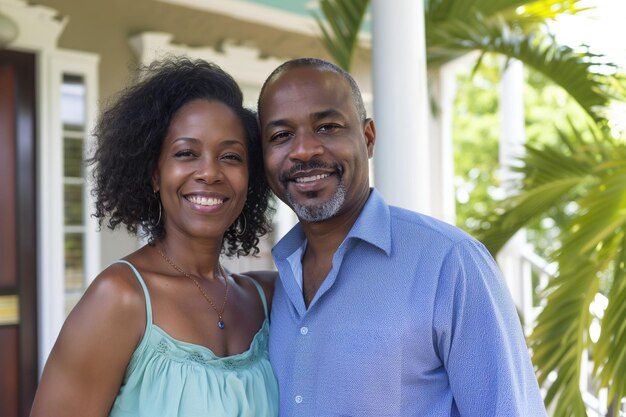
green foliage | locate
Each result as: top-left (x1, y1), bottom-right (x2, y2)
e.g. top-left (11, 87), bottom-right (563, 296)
top-left (426, 14), bottom-right (619, 123)
top-left (312, 0), bottom-right (370, 71)
top-left (314, 0), bottom-right (619, 122)
top-left (453, 56), bottom-right (587, 252)
top-left (452, 58), bottom-right (500, 232)
top-left (478, 124), bottom-right (626, 416)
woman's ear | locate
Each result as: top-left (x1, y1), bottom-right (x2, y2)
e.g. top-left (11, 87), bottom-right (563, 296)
top-left (151, 170), bottom-right (160, 193)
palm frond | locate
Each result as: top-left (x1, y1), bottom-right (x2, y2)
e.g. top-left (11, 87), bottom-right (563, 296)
top-left (595, 256), bottom-right (626, 404)
top-left (483, 122), bottom-right (626, 414)
top-left (426, 0), bottom-right (587, 28)
top-left (478, 123), bottom-right (601, 254)
top-left (427, 0), bottom-right (531, 22)
top-left (312, 0), bottom-right (370, 71)
top-left (506, 0), bottom-right (590, 22)
top-left (426, 15), bottom-right (620, 122)
top-left (530, 262), bottom-right (597, 417)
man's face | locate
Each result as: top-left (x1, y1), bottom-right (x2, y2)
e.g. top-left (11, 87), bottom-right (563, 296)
top-left (259, 67), bottom-right (375, 222)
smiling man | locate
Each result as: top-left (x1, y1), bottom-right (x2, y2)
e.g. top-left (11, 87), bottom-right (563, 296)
top-left (258, 58), bottom-right (547, 417)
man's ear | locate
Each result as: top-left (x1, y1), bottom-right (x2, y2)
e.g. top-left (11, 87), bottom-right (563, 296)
top-left (363, 118), bottom-right (376, 158)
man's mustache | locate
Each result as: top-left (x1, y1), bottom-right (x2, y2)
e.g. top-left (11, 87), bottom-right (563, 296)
top-left (279, 160), bottom-right (343, 183)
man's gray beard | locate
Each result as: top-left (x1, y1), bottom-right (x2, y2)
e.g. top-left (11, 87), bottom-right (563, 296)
top-left (286, 182), bottom-right (347, 222)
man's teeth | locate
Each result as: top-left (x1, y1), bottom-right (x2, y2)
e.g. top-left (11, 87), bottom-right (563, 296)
top-left (187, 196), bottom-right (224, 206)
top-left (295, 173), bottom-right (330, 183)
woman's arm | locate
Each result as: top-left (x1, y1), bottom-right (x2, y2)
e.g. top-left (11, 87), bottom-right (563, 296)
top-left (30, 264), bottom-right (146, 417)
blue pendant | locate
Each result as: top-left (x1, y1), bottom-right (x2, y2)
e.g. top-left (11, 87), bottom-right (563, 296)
top-left (218, 320), bottom-right (225, 330)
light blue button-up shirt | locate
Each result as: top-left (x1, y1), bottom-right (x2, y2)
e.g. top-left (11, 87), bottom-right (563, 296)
top-left (269, 189), bottom-right (546, 417)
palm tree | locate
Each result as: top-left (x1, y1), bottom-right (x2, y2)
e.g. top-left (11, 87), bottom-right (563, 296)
top-left (476, 122), bottom-right (626, 416)
top-left (313, 1), bottom-right (626, 415)
top-left (314, 0), bottom-right (619, 123)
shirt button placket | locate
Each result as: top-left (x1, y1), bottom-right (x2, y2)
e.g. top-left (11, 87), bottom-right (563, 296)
top-left (294, 324), bottom-right (310, 415)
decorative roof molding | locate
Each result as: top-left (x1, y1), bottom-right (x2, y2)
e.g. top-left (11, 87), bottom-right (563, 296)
top-left (129, 31), bottom-right (284, 86)
top-left (156, 0), bottom-right (371, 46)
top-left (157, 0), bottom-right (319, 37)
top-left (0, 0), bottom-right (67, 50)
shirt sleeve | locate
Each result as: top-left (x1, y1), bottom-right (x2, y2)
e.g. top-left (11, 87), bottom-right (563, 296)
top-left (432, 238), bottom-right (547, 417)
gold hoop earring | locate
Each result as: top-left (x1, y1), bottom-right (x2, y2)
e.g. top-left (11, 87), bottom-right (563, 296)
top-left (236, 213), bottom-right (247, 237)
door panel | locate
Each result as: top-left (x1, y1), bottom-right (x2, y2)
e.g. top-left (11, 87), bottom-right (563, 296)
top-left (0, 326), bottom-right (19, 417)
top-left (0, 65), bottom-right (17, 289)
top-left (0, 49), bottom-right (38, 417)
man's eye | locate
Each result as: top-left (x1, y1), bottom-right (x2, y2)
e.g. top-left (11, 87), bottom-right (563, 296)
top-left (318, 124), bottom-right (340, 133)
top-left (270, 131), bottom-right (293, 142)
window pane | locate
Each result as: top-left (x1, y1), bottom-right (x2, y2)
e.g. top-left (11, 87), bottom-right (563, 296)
top-left (64, 184), bottom-right (83, 225)
top-left (64, 233), bottom-right (84, 291)
top-left (64, 137), bottom-right (83, 177)
top-left (61, 74), bottom-right (85, 129)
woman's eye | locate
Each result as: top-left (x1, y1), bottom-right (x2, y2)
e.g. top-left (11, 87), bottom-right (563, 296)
top-left (222, 153), bottom-right (244, 162)
top-left (174, 149), bottom-right (195, 158)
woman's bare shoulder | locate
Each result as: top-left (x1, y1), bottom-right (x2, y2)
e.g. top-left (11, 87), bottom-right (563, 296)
top-left (89, 261), bottom-right (147, 312)
top-left (239, 270), bottom-right (277, 306)
top-left (29, 260), bottom-right (148, 417)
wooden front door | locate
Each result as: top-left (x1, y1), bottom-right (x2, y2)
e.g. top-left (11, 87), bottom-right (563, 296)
top-left (0, 49), bottom-right (38, 417)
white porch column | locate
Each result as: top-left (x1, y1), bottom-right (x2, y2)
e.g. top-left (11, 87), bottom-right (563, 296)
top-left (427, 65), bottom-right (458, 225)
top-left (371, 0), bottom-right (431, 214)
top-left (495, 59), bottom-right (533, 323)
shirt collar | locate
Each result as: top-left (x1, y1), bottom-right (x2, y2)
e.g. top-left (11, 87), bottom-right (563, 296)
top-left (272, 188), bottom-right (392, 261)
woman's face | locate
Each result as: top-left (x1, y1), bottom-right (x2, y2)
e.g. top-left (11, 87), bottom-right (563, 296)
top-left (153, 99), bottom-right (249, 242)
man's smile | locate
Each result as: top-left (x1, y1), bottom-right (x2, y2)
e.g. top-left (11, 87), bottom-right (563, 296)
top-left (295, 173), bottom-right (330, 183)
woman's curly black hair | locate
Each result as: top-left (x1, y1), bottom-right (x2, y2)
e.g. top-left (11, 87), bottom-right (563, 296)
top-left (89, 57), bottom-right (272, 257)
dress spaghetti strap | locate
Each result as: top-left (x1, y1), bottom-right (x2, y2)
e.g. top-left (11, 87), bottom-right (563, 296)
top-left (243, 275), bottom-right (269, 319)
top-left (110, 260), bottom-right (153, 330)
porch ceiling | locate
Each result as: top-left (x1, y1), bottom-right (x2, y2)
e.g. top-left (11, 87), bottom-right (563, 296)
top-left (33, 0), bottom-right (330, 57)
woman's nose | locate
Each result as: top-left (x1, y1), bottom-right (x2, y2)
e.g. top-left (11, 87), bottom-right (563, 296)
top-left (193, 157), bottom-right (223, 184)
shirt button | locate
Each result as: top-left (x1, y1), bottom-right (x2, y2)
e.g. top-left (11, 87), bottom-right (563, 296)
top-left (295, 395), bottom-right (303, 404)
top-left (300, 326), bottom-right (309, 335)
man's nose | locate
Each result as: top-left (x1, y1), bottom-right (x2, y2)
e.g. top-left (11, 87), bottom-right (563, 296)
top-left (288, 131), bottom-right (323, 161)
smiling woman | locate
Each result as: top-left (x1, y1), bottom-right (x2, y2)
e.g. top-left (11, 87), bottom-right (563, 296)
top-left (29, 58), bottom-right (279, 417)
top-left (153, 100), bottom-right (250, 246)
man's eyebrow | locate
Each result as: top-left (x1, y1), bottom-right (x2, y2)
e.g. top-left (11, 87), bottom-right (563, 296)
top-left (264, 119), bottom-right (289, 133)
top-left (263, 109), bottom-right (345, 134)
top-left (311, 109), bottom-right (343, 121)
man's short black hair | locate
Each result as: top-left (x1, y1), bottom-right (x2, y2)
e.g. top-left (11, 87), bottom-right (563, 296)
top-left (258, 57), bottom-right (367, 122)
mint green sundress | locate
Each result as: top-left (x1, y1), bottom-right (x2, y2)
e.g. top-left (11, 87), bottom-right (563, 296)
top-left (108, 260), bottom-right (279, 417)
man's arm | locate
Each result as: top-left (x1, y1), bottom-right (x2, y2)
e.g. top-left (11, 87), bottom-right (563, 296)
top-left (433, 239), bottom-right (547, 416)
